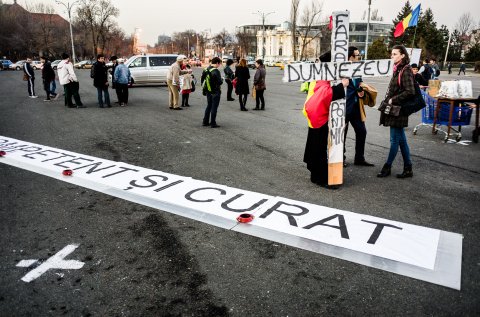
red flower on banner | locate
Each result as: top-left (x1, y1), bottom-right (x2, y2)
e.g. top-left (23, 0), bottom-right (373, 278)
top-left (0, 151), bottom-right (6, 157)
top-left (328, 15), bottom-right (333, 30)
top-left (237, 213), bottom-right (254, 223)
top-left (62, 169), bottom-right (73, 176)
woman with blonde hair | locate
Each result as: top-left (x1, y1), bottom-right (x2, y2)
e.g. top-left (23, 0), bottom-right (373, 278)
top-left (234, 58), bottom-right (250, 111)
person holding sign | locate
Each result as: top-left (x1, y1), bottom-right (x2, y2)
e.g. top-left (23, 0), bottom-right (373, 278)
top-left (343, 46), bottom-right (375, 167)
top-left (377, 45), bottom-right (415, 179)
top-left (303, 52), bottom-right (349, 189)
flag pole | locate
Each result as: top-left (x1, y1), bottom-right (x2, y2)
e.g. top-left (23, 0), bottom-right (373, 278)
top-left (410, 25), bottom-right (418, 49)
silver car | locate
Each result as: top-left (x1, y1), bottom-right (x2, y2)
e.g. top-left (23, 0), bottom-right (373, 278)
top-left (125, 54), bottom-right (178, 85)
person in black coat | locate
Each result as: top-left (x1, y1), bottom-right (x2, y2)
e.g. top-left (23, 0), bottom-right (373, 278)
top-left (40, 56), bottom-right (57, 101)
top-left (92, 54), bottom-right (111, 108)
top-left (23, 57), bottom-right (37, 98)
top-left (303, 51), bottom-right (349, 190)
top-left (234, 58), bottom-right (250, 111)
top-left (411, 63), bottom-right (428, 87)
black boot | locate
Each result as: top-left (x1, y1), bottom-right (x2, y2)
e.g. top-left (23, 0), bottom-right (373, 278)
top-left (396, 165), bottom-right (413, 178)
top-left (377, 163), bottom-right (391, 178)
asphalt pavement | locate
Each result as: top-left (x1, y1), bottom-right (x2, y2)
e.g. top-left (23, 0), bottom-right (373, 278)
top-left (0, 67), bottom-right (479, 316)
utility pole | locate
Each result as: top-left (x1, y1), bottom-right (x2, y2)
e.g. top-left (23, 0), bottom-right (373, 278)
top-left (55, 0), bottom-right (79, 62)
top-left (364, 0), bottom-right (372, 59)
top-left (443, 30), bottom-right (452, 69)
top-left (253, 11), bottom-right (275, 60)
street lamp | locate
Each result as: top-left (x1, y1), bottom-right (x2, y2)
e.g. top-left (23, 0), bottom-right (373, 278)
top-left (364, 0), bottom-right (372, 59)
top-left (55, 0), bottom-right (79, 62)
top-left (253, 10), bottom-right (275, 60)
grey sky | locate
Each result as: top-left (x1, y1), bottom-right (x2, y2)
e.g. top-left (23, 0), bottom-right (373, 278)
top-left (19, 0), bottom-right (480, 46)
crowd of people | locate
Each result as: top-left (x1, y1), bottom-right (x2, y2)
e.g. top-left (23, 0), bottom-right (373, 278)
top-left (19, 48), bottom-right (471, 190)
top-left (22, 52), bottom-right (131, 108)
top-left (304, 45), bottom-right (422, 190)
top-left (22, 53), bottom-right (268, 130)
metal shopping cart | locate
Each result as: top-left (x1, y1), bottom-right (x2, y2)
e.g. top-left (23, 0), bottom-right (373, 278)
top-left (413, 90), bottom-right (473, 142)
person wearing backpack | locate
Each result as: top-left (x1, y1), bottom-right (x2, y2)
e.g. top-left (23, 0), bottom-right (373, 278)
top-left (377, 45), bottom-right (416, 179)
top-left (92, 54), bottom-right (111, 108)
top-left (419, 58), bottom-right (433, 82)
top-left (430, 59), bottom-right (440, 79)
top-left (201, 57), bottom-right (223, 128)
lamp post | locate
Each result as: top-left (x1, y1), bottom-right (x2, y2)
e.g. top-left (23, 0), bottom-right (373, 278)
top-left (55, 0), bottom-right (79, 62)
top-left (364, 0), bottom-right (372, 59)
top-left (253, 10), bottom-right (275, 60)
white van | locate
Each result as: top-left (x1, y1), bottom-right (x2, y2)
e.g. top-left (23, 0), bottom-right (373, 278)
top-left (125, 54), bottom-right (178, 85)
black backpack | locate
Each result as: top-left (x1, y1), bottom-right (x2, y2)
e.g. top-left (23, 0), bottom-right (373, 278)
top-left (435, 68), bottom-right (440, 77)
top-left (422, 64), bottom-right (432, 81)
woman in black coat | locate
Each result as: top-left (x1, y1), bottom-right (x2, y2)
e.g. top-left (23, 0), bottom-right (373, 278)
top-left (234, 58), bottom-right (250, 111)
top-left (377, 45), bottom-right (416, 179)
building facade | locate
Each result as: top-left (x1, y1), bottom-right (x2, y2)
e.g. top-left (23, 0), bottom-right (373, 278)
top-left (235, 24), bottom-right (276, 57)
top-left (349, 22), bottom-right (392, 54)
top-left (256, 21), bottom-right (392, 62)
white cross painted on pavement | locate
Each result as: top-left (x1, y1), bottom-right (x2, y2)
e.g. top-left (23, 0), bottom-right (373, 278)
top-left (16, 244), bottom-right (84, 283)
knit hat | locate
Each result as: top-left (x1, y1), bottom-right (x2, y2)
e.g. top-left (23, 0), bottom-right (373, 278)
top-left (176, 55), bottom-right (187, 61)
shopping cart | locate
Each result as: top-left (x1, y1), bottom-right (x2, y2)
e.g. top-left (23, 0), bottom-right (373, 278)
top-left (413, 90), bottom-right (473, 142)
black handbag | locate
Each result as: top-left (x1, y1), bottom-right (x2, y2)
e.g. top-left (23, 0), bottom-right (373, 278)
top-left (378, 100), bottom-right (401, 116)
top-left (399, 83), bottom-right (427, 116)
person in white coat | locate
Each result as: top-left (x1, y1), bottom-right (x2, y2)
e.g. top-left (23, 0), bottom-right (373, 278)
top-left (57, 53), bottom-right (85, 108)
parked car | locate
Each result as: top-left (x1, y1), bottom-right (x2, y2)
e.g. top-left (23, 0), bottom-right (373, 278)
top-left (189, 58), bottom-right (202, 67)
top-left (124, 54), bottom-right (178, 85)
top-left (31, 60), bottom-right (43, 70)
top-left (265, 60), bottom-right (275, 67)
top-left (51, 60), bottom-right (61, 70)
top-left (0, 59), bottom-right (13, 70)
top-left (9, 60), bottom-right (26, 70)
top-left (74, 60), bottom-right (94, 69)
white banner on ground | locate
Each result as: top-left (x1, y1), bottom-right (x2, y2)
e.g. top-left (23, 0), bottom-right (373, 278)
top-left (0, 136), bottom-right (463, 289)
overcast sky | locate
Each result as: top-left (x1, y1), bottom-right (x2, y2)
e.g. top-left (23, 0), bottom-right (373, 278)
top-left (18, 0), bottom-right (480, 46)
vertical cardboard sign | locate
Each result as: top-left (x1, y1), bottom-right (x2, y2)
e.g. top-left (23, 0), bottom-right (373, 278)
top-left (328, 11), bottom-right (349, 185)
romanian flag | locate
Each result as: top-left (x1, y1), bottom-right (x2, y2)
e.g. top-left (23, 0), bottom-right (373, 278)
top-left (394, 4), bottom-right (421, 37)
top-left (303, 81), bottom-right (333, 128)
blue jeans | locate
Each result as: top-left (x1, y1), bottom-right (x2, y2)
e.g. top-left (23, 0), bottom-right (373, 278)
top-left (386, 127), bottom-right (412, 166)
top-left (203, 92), bottom-right (221, 126)
top-left (50, 80), bottom-right (57, 95)
top-left (97, 86), bottom-right (110, 106)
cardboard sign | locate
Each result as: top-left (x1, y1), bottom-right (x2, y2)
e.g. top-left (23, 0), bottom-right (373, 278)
top-left (327, 11), bottom-right (350, 185)
top-left (0, 136), bottom-right (463, 289)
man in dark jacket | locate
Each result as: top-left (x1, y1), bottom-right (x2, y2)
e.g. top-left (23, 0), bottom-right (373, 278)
top-left (40, 56), bottom-right (57, 101)
top-left (343, 46), bottom-right (374, 167)
top-left (23, 57), bottom-right (37, 98)
top-left (92, 54), bottom-right (111, 108)
top-left (201, 57), bottom-right (223, 128)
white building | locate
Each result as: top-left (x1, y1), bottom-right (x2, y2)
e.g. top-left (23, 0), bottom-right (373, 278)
top-left (256, 21), bottom-right (392, 62)
top-left (258, 22), bottom-right (322, 62)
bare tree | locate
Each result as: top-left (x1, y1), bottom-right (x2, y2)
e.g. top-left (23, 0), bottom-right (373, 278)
top-left (290, 0), bottom-right (300, 61)
top-left (370, 9), bottom-right (383, 21)
top-left (236, 30), bottom-right (254, 58)
top-left (75, 0), bottom-right (119, 56)
top-left (26, 3), bottom-right (60, 57)
top-left (456, 13), bottom-right (474, 36)
top-left (298, 0), bottom-right (323, 60)
top-left (212, 28), bottom-right (233, 55)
